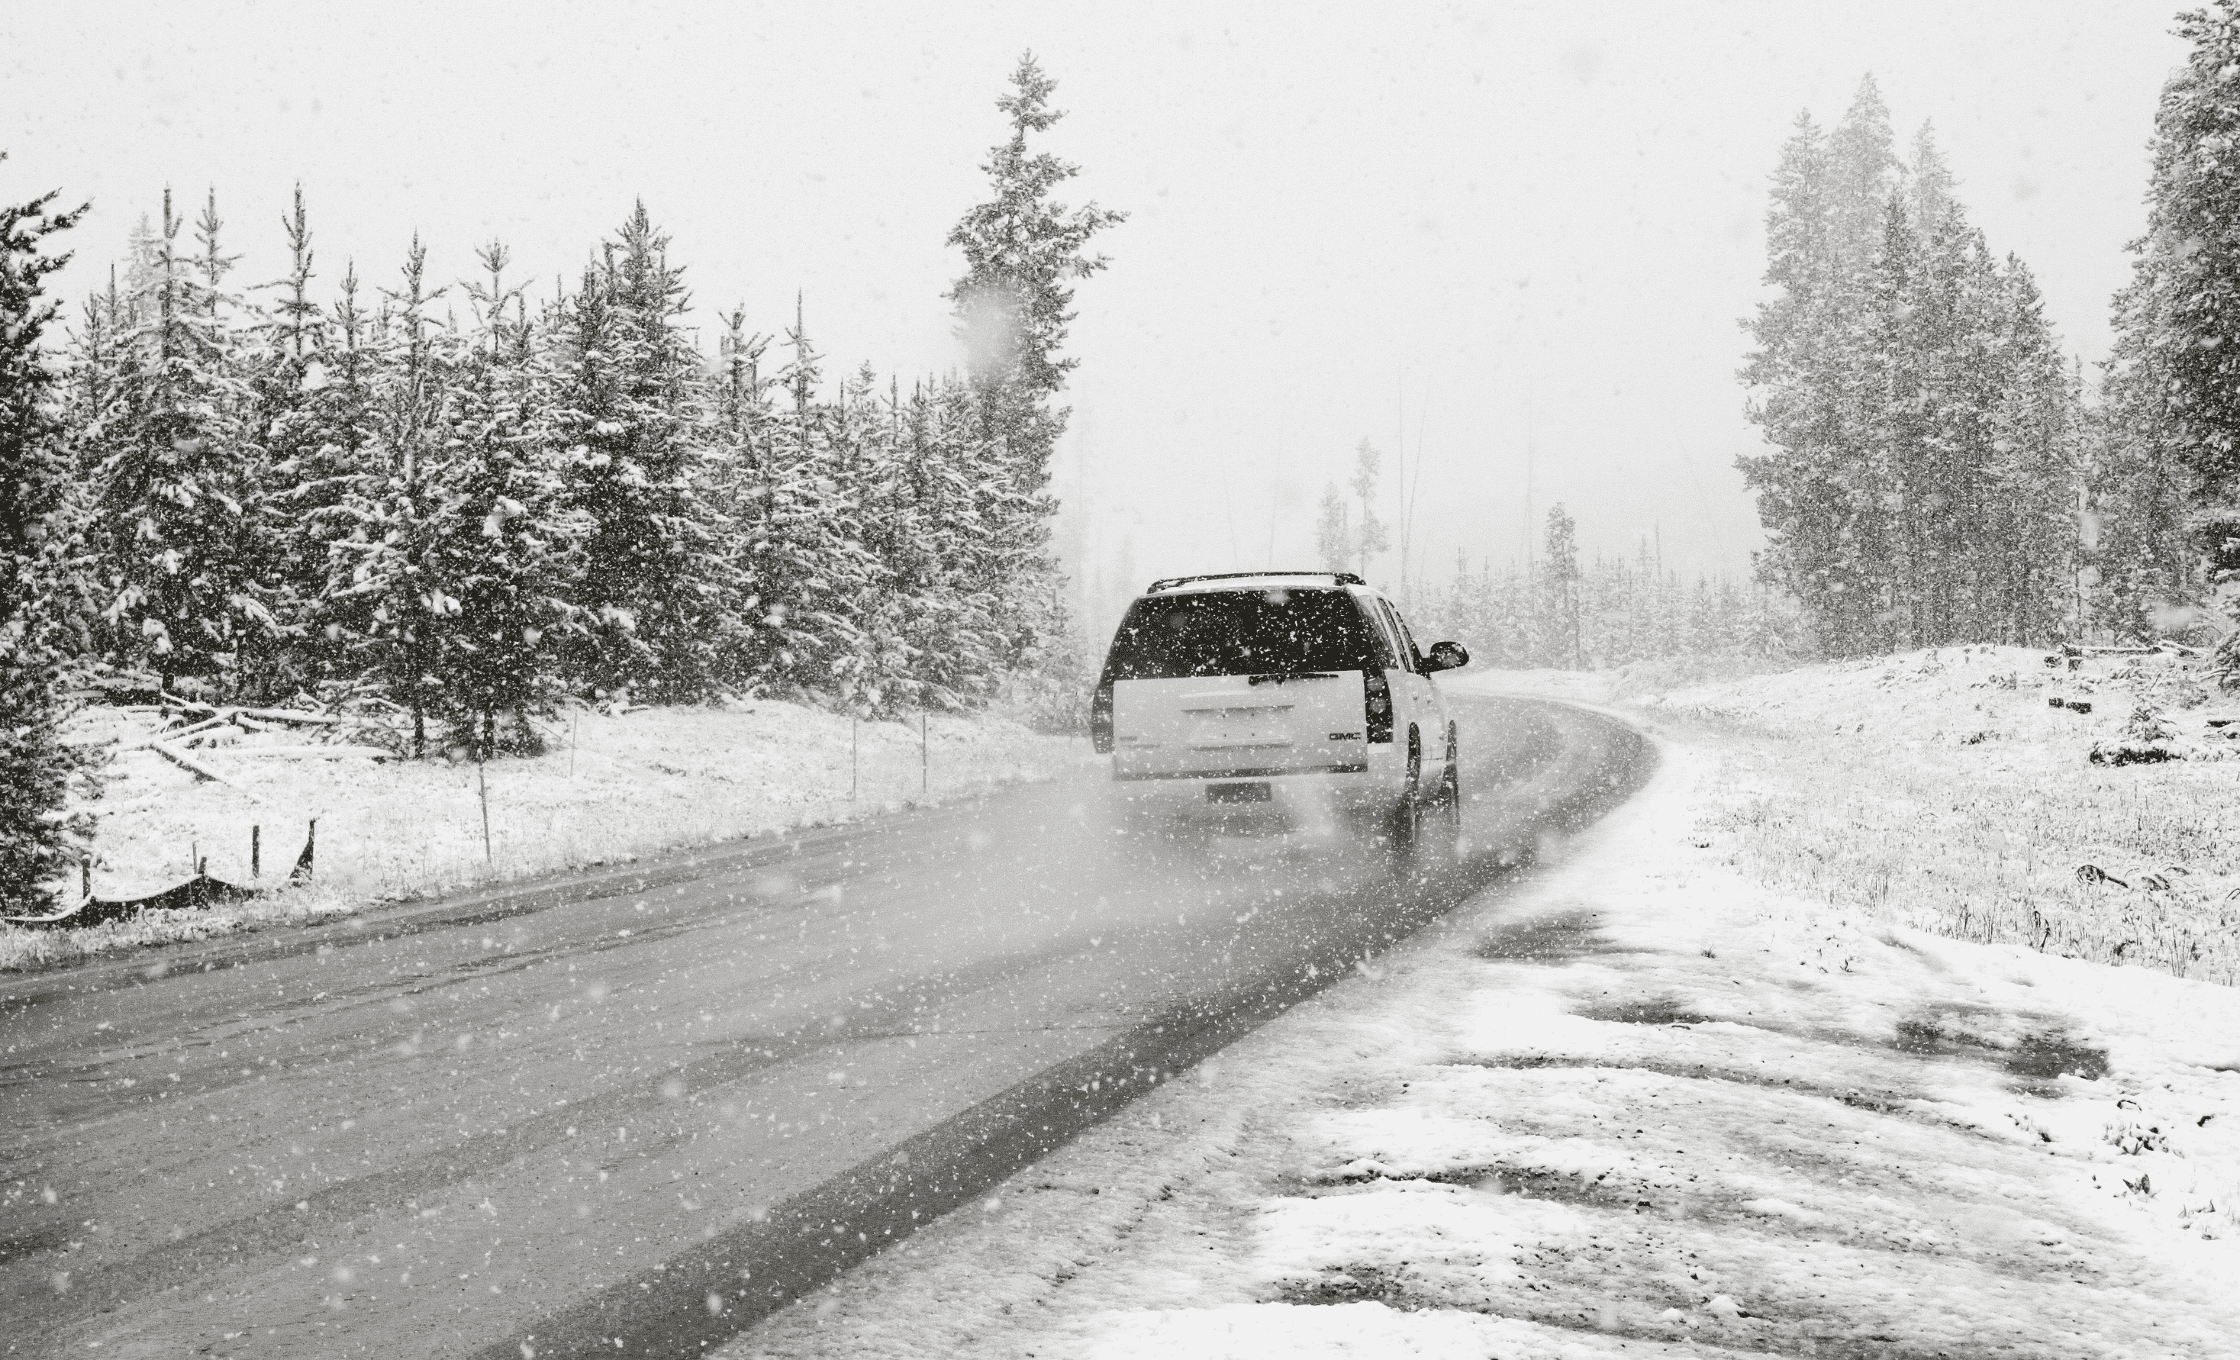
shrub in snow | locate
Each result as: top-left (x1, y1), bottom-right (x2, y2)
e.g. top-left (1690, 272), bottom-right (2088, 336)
top-left (2091, 700), bottom-right (2182, 766)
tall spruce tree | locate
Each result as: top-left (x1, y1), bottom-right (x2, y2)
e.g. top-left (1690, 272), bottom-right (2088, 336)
top-left (338, 236), bottom-right (452, 752)
top-left (0, 163), bottom-right (94, 912)
top-left (946, 52), bottom-right (1124, 672)
top-left (248, 186), bottom-right (351, 694)
top-left (1313, 486), bottom-right (1351, 573)
top-left (553, 204), bottom-right (722, 701)
top-left (419, 244), bottom-right (582, 754)
top-left (1538, 505), bottom-right (1583, 668)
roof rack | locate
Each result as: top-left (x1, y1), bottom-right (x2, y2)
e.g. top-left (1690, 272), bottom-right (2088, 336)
top-left (1143, 570), bottom-right (1367, 593)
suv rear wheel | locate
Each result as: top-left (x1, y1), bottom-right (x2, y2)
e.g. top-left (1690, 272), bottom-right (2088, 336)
top-left (1388, 725), bottom-right (1425, 851)
top-left (1389, 723), bottom-right (1464, 871)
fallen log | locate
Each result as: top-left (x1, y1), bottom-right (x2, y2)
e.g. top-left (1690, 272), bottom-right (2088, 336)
top-left (158, 694), bottom-right (352, 726)
top-left (150, 742), bottom-right (249, 789)
top-left (203, 744), bottom-right (391, 760)
top-left (120, 715), bottom-right (230, 752)
top-left (234, 707), bottom-right (350, 726)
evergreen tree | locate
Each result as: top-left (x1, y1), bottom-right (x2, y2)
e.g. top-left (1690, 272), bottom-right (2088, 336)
top-left (708, 301), bottom-right (875, 699)
top-left (419, 243), bottom-right (582, 754)
top-left (92, 188), bottom-right (269, 690)
top-left (1313, 485), bottom-right (1351, 572)
top-left (293, 259), bottom-right (383, 684)
top-left (2102, 1), bottom-right (2240, 656)
top-left (946, 52), bottom-right (1124, 672)
top-left (1348, 440), bottom-right (1390, 576)
top-left (552, 204), bottom-right (724, 701)
top-left (1742, 79), bottom-right (2080, 653)
top-left (0, 162), bottom-right (94, 912)
top-left (247, 185), bottom-right (356, 695)
top-left (1538, 504), bottom-right (1583, 668)
top-left (1739, 104), bottom-right (1886, 654)
top-left (337, 236), bottom-right (452, 752)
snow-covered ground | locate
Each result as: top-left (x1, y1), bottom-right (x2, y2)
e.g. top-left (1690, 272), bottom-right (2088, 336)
top-left (0, 701), bottom-right (1088, 969)
top-left (1642, 645), bottom-right (2240, 983)
top-left (727, 657), bottom-right (2240, 1359)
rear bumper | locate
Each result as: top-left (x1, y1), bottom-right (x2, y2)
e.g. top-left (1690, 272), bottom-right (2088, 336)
top-left (1112, 760), bottom-right (1368, 781)
top-left (1108, 755), bottom-right (1403, 826)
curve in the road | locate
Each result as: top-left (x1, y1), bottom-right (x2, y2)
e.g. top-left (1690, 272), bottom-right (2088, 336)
top-left (0, 696), bottom-right (1651, 1360)
top-left (479, 700), bottom-right (1653, 1360)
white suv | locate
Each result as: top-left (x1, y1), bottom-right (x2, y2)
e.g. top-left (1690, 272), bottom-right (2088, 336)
top-left (1089, 572), bottom-right (1470, 848)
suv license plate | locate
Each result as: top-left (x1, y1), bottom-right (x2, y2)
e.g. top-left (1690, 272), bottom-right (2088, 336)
top-left (1207, 782), bottom-right (1272, 804)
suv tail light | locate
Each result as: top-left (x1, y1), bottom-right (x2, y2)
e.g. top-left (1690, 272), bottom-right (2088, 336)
top-left (1363, 670), bottom-right (1393, 743)
top-left (1090, 678), bottom-right (1115, 753)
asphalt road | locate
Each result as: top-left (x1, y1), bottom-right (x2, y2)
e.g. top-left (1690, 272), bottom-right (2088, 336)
top-left (0, 694), bottom-right (1650, 1359)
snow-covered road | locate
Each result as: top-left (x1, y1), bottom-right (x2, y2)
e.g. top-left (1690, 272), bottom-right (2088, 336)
top-left (725, 676), bottom-right (2240, 1360)
top-left (0, 695), bottom-right (1648, 1358)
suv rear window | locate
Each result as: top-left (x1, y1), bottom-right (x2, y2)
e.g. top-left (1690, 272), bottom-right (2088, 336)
top-left (1101, 588), bottom-right (1389, 680)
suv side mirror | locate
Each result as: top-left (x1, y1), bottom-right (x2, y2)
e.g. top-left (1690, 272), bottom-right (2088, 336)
top-left (1424, 641), bottom-right (1470, 673)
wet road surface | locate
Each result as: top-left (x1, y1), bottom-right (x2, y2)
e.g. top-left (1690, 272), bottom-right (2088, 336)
top-left (0, 695), bottom-right (1649, 1358)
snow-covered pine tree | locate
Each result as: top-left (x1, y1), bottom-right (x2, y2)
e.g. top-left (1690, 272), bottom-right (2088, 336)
top-left (415, 242), bottom-right (583, 755)
top-left (551, 205), bottom-right (724, 702)
top-left (703, 306), bottom-right (768, 689)
top-left (1739, 101), bottom-right (1890, 655)
top-left (707, 301), bottom-right (873, 699)
top-left (946, 52), bottom-right (1124, 677)
top-left (335, 236), bottom-right (452, 753)
top-left (1862, 189), bottom-right (1929, 647)
top-left (2102, 1), bottom-right (2240, 657)
top-left (1312, 485), bottom-right (1351, 573)
top-left (0, 163), bottom-right (96, 913)
top-left (246, 186), bottom-right (356, 694)
top-left (290, 259), bottom-right (383, 685)
top-left (1348, 440), bottom-right (1390, 578)
top-left (891, 376), bottom-right (1001, 707)
top-left (1538, 505), bottom-right (1583, 668)
top-left (92, 188), bottom-right (270, 692)
top-left (823, 361), bottom-right (905, 711)
top-left (1980, 256), bottom-right (2081, 643)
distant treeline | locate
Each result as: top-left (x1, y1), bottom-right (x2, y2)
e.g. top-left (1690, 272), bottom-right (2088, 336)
top-left (0, 54), bottom-right (1120, 911)
top-left (1410, 506), bottom-right (1805, 672)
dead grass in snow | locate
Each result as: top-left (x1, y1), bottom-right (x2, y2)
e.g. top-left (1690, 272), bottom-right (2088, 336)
top-left (1644, 646), bottom-right (2240, 985)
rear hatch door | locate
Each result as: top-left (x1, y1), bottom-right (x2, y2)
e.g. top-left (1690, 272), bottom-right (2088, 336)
top-left (1099, 586), bottom-right (1383, 780)
top-left (1114, 671), bottom-right (1364, 778)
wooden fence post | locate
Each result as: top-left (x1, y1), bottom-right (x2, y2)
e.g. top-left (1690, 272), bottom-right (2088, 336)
top-left (478, 759), bottom-right (493, 864)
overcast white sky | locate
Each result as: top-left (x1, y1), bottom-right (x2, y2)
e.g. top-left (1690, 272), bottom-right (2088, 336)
top-left (1, 2), bottom-right (2194, 629)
